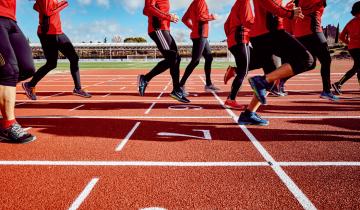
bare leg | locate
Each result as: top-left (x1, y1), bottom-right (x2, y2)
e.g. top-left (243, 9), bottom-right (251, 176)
top-left (0, 85), bottom-right (16, 121)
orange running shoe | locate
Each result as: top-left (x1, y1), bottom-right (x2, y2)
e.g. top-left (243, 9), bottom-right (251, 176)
top-left (224, 99), bottom-right (245, 110)
top-left (224, 65), bottom-right (236, 85)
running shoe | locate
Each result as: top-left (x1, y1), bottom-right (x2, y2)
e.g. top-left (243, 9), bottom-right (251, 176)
top-left (22, 82), bottom-right (37, 100)
top-left (331, 83), bottom-right (342, 95)
top-left (205, 84), bottom-right (220, 92)
top-left (320, 91), bottom-right (339, 101)
top-left (138, 75), bottom-right (148, 96)
top-left (224, 99), bottom-right (245, 110)
top-left (0, 122), bottom-right (36, 144)
top-left (73, 88), bottom-right (92, 98)
top-left (170, 90), bottom-right (190, 103)
top-left (224, 65), bottom-right (236, 85)
top-left (269, 82), bottom-right (282, 97)
top-left (180, 86), bottom-right (189, 97)
top-left (248, 76), bottom-right (269, 105)
top-left (238, 111), bottom-right (269, 126)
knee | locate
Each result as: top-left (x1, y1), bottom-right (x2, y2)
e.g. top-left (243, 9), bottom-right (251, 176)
top-left (205, 54), bottom-right (213, 63)
top-left (45, 60), bottom-right (58, 70)
top-left (18, 65), bottom-right (36, 82)
top-left (0, 63), bottom-right (19, 87)
top-left (69, 54), bottom-right (79, 64)
top-left (165, 50), bottom-right (178, 65)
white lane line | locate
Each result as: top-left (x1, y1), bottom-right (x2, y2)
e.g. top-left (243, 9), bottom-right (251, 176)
top-left (120, 87), bottom-right (126, 90)
top-left (68, 178), bottom-right (99, 210)
top-left (40, 92), bottom-right (65, 99)
top-left (69, 105), bottom-right (84, 112)
top-left (199, 76), bottom-right (317, 210)
top-left (0, 161), bottom-right (359, 167)
top-left (115, 122), bottom-right (141, 152)
top-left (101, 93), bottom-right (111, 98)
top-left (0, 161), bottom-right (269, 167)
top-left (145, 102), bottom-right (156, 115)
top-left (14, 116), bottom-right (230, 119)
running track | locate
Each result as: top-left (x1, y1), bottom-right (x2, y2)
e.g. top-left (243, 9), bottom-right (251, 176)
top-left (1, 60), bottom-right (359, 209)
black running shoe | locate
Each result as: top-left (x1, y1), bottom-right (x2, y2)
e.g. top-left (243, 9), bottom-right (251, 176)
top-left (0, 122), bottom-right (36, 144)
top-left (138, 75), bottom-right (148, 96)
top-left (22, 82), bottom-right (37, 100)
top-left (248, 76), bottom-right (269, 105)
top-left (73, 88), bottom-right (92, 98)
top-left (278, 79), bottom-right (288, 96)
top-left (331, 83), bottom-right (342, 95)
top-left (170, 90), bottom-right (190, 103)
top-left (238, 111), bottom-right (269, 126)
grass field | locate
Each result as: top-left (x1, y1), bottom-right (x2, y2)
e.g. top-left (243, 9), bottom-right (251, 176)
top-left (34, 61), bottom-right (235, 71)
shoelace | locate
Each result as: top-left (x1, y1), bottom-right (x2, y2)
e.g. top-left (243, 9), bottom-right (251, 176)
top-left (10, 123), bottom-right (28, 138)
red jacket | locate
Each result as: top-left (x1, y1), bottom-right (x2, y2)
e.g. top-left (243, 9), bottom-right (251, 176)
top-left (182, 0), bottom-right (215, 39)
top-left (0, 0), bottom-right (16, 21)
top-left (340, 17), bottom-right (360, 50)
top-left (250, 0), bottom-right (294, 38)
top-left (293, 0), bottom-right (326, 38)
top-left (34, 0), bottom-right (68, 35)
top-left (224, 0), bottom-right (254, 47)
top-left (143, 0), bottom-right (172, 33)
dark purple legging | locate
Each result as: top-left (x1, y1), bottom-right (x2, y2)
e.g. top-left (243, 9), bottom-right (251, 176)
top-left (0, 17), bottom-right (35, 87)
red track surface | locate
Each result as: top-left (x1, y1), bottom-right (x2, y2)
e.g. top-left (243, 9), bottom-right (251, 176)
top-left (1, 60), bottom-right (360, 209)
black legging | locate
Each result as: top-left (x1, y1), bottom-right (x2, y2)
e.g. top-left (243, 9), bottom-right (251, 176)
top-left (0, 17), bottom-right (35, 87)
top-left (145, 30), bottom-right (181, 91)
top-left (180, 38), bottom-right (213, 87)
top-left (298, 32), bottom-right (332, 92)
top-left (28, 33), bottom-right (81, 90)
top-left (228, 43), bottom-right (251, 100)
top-left (337, 48), bottom-right (360, 86)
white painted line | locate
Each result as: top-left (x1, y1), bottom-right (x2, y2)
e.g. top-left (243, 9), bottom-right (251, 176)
top-left (145, 102), bottom-right (156, 115)
top-left (14, 115), bottom-right (230, 119)
top-left (101, 93), bottom-right (111, 98)
top-left (115, 122), bottom-right (141, 152)
top-left (69, 105), bottom-right (84, 112)
top-left (120, 87), bottom-right (126, 90)
top-left (40, 92), bottom-right (65, 99)
top-left (199, 76), bottom-right (317, 210)
top-left (15, 102), bottom-right (27, 106)
top-left (0, 160), bottom-right (359, 167)
top-left (68, 178), bottom-right (99, 210)
top-left (0, 161), bottom-right (269, 167)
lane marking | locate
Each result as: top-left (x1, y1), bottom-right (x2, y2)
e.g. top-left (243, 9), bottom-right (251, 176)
top-left (69, 105), bottom-right (84, 112)
top-left (120, 87), bottom-right (126, 90)
top-left (68, 178), bottom-right (99, 210)
top-left (115, 122), bottom-right (141, 152)
top-left (168, 105), bottom-right (203, 110)
top-left (14, 115), bottom-right (231, 119)
top-left (158, 129), bottom-right (212, 141)
top-left (0, 161), bottom-right (359, 167)
top-left (145, 102), bottom-right (156, 115)
top-left (101, 93), bottom-right (111, 98)
top-left (199, 76), bottom-right (317, 210)
top-left (40, 92), bottom-right (65, 99)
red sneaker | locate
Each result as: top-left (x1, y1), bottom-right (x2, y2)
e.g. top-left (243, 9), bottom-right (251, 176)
top-left (224, 65), bottom-right (236, 85)
top-left (224, 99), bottom-right (245, 110)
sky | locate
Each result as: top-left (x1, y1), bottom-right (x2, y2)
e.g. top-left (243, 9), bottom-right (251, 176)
top-left (16, 0), bottom-right (358, 44)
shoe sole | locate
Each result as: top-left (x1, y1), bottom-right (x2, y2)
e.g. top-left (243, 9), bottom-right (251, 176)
top-left (0, 135), bottom-right (37, 144)
top-left (22, 83), bottom-right (37, 101)
top-left (320, 95), bottom-right (339, 101)
top-left (248, 78), bottom-right (267, 105)
top-left (170, 94), bottom-right (190, 103)
top-left (238, 121), bottom-right (269, 126)
top-left (224, 104), bottom-right (245, 110)
top-left (73, 93), bottom-right (92, 98)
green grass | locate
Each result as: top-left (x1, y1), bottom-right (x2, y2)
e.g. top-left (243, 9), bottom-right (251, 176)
top-left (34, 61), bottom-right (234, 71)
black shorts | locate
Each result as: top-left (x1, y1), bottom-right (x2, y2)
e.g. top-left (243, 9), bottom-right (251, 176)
top-left (250, 30), bottom-right (314, 75)
top-left (0, 16), bottom-right (35, 87)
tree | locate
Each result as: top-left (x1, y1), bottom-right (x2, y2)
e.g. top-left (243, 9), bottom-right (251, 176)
top-left (123, 37), bottom-right (147, 43)
top-left (111, 35), bottom-right (122, 43)
top-left (335, 23), bottom-right (340, 44)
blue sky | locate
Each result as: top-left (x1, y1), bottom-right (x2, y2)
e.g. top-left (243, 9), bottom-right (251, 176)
top-left (16, 0), bottom-right (358, 43)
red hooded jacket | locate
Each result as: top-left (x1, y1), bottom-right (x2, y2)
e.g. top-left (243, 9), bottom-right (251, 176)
top-left (250, 0), bottom-right (294, 38)
top-left (224, 0), bottom-right (254, 47)
top-left (293, 0), bottom-right (326, 38)
top-left (340, 17), bottom-right (360, 50)
top-left (34, 0), bottom-right (68, 35)
top-left (182, 0), bottom-right (215, 39)
top-left (143, 0), bottom-right (172, 33)
top-left (0, 0), bottom-right (16, 21)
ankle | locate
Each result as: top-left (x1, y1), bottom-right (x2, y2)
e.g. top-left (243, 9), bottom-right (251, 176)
top-left (1, 119), bottom-right (16, 129)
